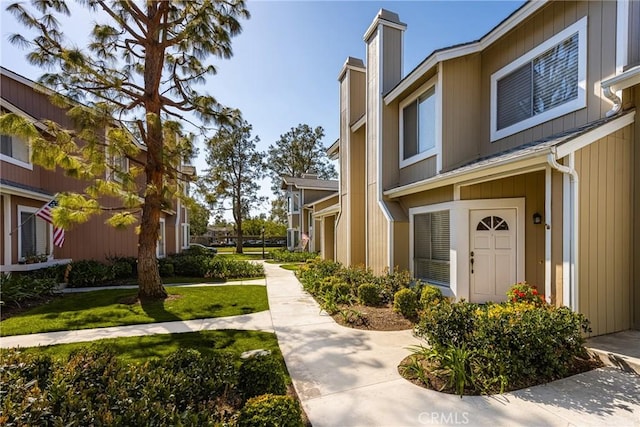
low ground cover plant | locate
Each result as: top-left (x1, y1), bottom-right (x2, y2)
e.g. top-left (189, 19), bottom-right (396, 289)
top-left (1, 346), bottom-right (302, 426)
top-left (297, 259), bottom-right (435, 328)
top-left (401, 282), bottom-right (597, 395)
top-left (0, 273), bottom-right (59, 308)
top-left (270, 249), bottom-right (319, 263)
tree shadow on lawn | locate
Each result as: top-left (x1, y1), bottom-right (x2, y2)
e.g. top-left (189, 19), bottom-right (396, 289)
top-left (139, 295), bottom-right (183, 323)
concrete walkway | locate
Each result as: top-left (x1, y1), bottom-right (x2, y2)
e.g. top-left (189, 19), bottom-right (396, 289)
top-left (2, 263), bottom-right (640, 426)
top-left (262, 262), bottom-right (640, 427)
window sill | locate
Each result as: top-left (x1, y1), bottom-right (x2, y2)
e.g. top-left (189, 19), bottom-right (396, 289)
top-left (4, 258), bottom-right (72, 272)
top-left (400, 148), bottom-right (437, 169)
top-left (0, 154), bottom-right (33, 170)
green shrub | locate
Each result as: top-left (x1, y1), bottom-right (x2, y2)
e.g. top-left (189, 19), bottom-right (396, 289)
top-left (357, 282), bottom-right (381, 306)
top-left (169, 254), bottom-right (209, 276)
top-left (238, 394), bottom-right (303, 427)
top-left (376, 267), bottom-right (413, 303)
top-left (416, 299), bottom-right (477, 349)
top-left (159, 261), bottom-right (175, 277)
top-left (337, 264), bottom-right (374, 287)
top-left (0, 347), bottom-right (242, 426)
top-left (297, 259), bottom-right (342, 294)
top-left (67, 260), bottom-right (114, 287)
top-left (506, 282), bottom-right (546, 306)
top-left (270, 249), bottom-right (318, 263)
top-left (237, 355), bottom-right (287, 401)
top-left (111, 260), bottom-right (133, 279)
top-left (393, 288), bottom-right (420, 320)
top-left (206, 257), bottom-right (264, 279)
top-left (29, 264), bottom-right (67, 282)
top-left (420, 285), bottom-right (443, 308)
top-left (0, 273), bottom-right (58, 307)
top-left (414, 299), bottom-right (592, 394)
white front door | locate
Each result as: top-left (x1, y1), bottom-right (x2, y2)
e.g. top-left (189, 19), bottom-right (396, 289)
top-left (470, 209), bottom-right (517, 303)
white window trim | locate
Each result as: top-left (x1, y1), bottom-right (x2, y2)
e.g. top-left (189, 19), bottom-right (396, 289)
top-left (288, 190), bottom-right (301, 214)
top-left (17, 205), bottom-right (52, 261)
top-left (1, 133), bottom-right (33, 170)
top-left (399, 75), bottom-right (441, 169)
top-left (490, 17), bottom-right (588, 142)
top-left (181, 223), bottom-right (190, 250)
top-left (409, 197), bottom-right (525, 301)
top-left (156, 218), bottom-right (166, 258)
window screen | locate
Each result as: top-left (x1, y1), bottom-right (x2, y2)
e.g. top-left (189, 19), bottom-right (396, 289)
top-left (403, 87), bottom-right (436, 161)
top-left (414, 210), bottom-right (450, 286)
top-left (20, 212), bottom-right (49, 258)
top-left (497, 32), bottom-right (579, 131)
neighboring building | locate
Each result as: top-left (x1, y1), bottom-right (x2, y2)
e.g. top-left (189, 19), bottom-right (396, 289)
top-left (281, 174), bottom-right (338, 252)
top-left (0, 67), bottom-right (192, 272)
top-left (326, 1), bottom-right (640, 336)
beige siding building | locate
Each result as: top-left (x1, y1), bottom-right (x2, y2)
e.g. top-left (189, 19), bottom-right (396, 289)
top-left (324, 1), bottom-right (640, 336)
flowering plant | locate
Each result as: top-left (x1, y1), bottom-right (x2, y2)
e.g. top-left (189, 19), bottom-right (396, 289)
top-left (506, 282), bottom-right (546, 306)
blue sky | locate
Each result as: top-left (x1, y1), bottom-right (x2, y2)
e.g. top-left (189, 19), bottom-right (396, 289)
top-left (1, 0), bottom-right (525, 216)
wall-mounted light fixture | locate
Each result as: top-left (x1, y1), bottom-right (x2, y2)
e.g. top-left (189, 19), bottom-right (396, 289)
top-left (533, 212), bottom-right (542, 225)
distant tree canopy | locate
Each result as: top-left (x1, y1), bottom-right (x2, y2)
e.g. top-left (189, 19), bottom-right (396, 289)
top-left (187, 200), bottom-right (210, 237)
top-left (1, 0), bottom-right (249, 299)
top-left (266, 124), bottom-right (337, 193)
top-left (242, 216), bottom-right (287, 238)
top-left (200, 118), bottom-right (265, 254)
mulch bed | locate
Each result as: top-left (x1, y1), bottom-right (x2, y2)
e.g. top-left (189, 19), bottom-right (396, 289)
top-left (331, 303), bottom-right (414, 331)
top-left (397, 353), bottom-right (603, 395)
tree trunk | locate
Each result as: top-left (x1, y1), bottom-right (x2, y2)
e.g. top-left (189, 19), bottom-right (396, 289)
top-left (137, 3), bottom-right (168, 300)
top-left (236, 218), bottom-right (243, 254)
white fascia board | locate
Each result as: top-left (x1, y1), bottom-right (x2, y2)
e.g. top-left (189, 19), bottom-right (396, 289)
top-left (384, 1), bottom-right (548, 105)
top-left (1, 67), bottom-right (55, 96)
top-left (350, 115), bottom-right (366, 133)
top-left (338, 62), bottom-right (366, 81)
top-left (601, 65), bottom-right (640, 92)
top-left (313, 203), bottom-right (340, 218)
top-left (0, 184), bottom-right (52, 202)
top-left (555, 112), bottom-right (635, 158)
top-left (0, 99), bottom-right (48, 131)
top-left (385, 155), bottom-right (548, 199)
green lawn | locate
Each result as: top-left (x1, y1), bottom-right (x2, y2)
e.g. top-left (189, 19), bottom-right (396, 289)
top-left (217, 252), bottom-right (265, 261)
top-left (0, 285), bottom-right (268, 336)
top-left (280, 263), bottom-right (303, 271)
top-left (15, 330), bottom-right (281, 365)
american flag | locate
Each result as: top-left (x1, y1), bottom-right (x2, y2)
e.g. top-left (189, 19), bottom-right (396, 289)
top-left (36, 199), bottom-right (65, 247)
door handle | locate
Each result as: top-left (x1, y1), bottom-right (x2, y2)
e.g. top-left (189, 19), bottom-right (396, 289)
top-left (470, 252), bottom-right (474, 274)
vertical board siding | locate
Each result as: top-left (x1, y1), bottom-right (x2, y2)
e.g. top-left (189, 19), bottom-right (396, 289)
top-left (460, 171), bottom-right (546, 289)
top-left (441, 54), bottom-right (482, 172)
top-left (551, 170), bottom-right (564, 305)
top-left (576, 128), bottom-right (632, 336)
top-left (336, 76), bottom-right (349, 264)
top-left (634, 88), bottom-right (640, 330)
top-left (477, 1), bottom-right (616, 159)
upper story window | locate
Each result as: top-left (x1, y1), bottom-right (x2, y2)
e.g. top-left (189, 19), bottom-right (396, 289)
top-left (399, 76), bottom-right (440, 168)
top-left (106, 151), bottom-right (129, 183)
top-left (287, 192), bottom-right (300, 214)
top-left (1, 134), bottom-right (31, 169)
top-left (491, 17), bottom-right (587, 141)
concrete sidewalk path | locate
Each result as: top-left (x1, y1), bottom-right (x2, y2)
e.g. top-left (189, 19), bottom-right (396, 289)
top-left (1, 310), bottom-right (273, 349)
top-left (262, 262), bottom-right (640, 427)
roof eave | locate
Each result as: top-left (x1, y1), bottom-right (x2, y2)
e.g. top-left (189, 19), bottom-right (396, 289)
top-left (384, 0), bottom-right (548, 105)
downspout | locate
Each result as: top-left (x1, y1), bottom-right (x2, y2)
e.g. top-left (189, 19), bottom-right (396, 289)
top-left (547, 148), bottom-right (579, 311)
top-left (602, 84), bottom-right (622, 118)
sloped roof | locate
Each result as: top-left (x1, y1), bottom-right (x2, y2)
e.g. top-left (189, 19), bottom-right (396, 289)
top-left (385, 111), bottom-right (635, 198)
top-left (281, 176), bottom-right (339, 191)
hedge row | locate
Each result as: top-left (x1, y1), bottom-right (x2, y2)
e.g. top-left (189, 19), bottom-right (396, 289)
top-left (1, 347), bottom-right (302, 426)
